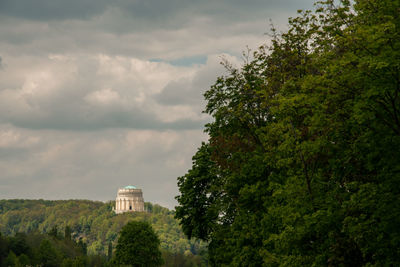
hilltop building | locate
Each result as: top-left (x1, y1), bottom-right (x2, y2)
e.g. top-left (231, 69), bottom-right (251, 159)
top-left (115, 185), bottom-right (145, 213)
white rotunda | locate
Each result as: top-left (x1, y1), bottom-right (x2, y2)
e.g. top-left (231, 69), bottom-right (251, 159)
top-left (115, 185), bottom-right (145, 213)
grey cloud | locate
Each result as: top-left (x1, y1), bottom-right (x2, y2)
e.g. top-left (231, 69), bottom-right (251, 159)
top-left (0, 55), bottom-right (208, 131)
top-left (0, 0), bottom-right (314, 22)
top-left (0, 0), bottom-right (109, 20)
top-left (155, 79), bottom-right (198, 106)
top-left (0, 125), bottom-right (206, 208)
top-left (0, 0), bottom-right (315, 61)
top-left (6, 108), bottom-right (206, 131)
top-left (155, 55), bottom-right (230, 106)
top-left (0, 84), bottom-right (206, 131)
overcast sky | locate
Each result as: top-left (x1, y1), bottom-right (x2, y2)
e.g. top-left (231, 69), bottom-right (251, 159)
top-left (0, 0), bottom-right (315, 209)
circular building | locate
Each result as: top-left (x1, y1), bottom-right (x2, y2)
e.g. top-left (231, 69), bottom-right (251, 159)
top-left (115, 185), bottom-right (145, 213)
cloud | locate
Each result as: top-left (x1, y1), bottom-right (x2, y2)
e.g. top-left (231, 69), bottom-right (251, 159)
top-left (0, 54), bottom-right (214, 131)
top-left (0, 124), bottom-right (206, 208)
top-left (0, 0), bottom-right (315, 60)
top-left (155, 54), bottom-right (240, 107)
top-left (0, 0), bottom-right (315, 23)
top-left (0, 0), bottom-right (109, 21)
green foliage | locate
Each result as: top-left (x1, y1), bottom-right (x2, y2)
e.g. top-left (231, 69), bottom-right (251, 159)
top-left (114, 221), bottom-right (163, 266)
top-left (0, 231), bottom-right (99, 267)
top-left (176, 143), bottom-right (220, 241)
top-left (0, 200), bottom-right (207, 266)
top-left (39, 239), bottom-right (60, 267)
top-left (65, 226), bottom-right (72, 240)
top-left (107, 241), bottom-right (112, 261)
top-left (176, 0), bottom-right (400, 266)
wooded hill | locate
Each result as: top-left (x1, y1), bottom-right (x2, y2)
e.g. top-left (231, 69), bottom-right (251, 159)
top-left (0, 199), bottom-right (206, 261)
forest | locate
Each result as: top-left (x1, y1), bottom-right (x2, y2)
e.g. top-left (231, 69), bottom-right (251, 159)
top-left (0, 199), bottom-right (207, 266)
top-left (175, 0), bottom-right (400, 266)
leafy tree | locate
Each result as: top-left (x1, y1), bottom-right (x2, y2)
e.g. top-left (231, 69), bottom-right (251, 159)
top-left (48, 225), bottom-right (59, 239)
top-left (0, 233), bottom-right (9, 264)
top-left (107, 241), bottom-right (112, 261)
top-left (9, 232), bottom-right (30, 256)
top-left (39, 239), bottom-right (60, 267)
top-left (4, 251), bottom-right (18, 267)
top-left (175, 143), bottom-right (220, 241)
top-left (65, 226), bottom-right (72, 240)
top-left (114, 221), bottom-right (163, 267)
top-left (77, 238), bottom-right (87, 255)
top-left (18, 253), bottom-right (30, 266)
top-left (175, 0), bottom-right (400, 266)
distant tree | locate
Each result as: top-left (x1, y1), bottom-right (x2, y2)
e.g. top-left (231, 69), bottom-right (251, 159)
top-left (77, 238), bottom-right (87, 255)
top-left (4, 251), bottom-right (18, 267)
top-left (114, 221), bottom-right (163, 267)
top-left (107, 241), bottom-right (112, 261)
top-left (10, 232), bottom-right (30, 256)
top-left (64, 226), bottom-right (72, 240)
top-left (18, 253), bottom-right (30, 266)
top-left (39, 239), bottom-right (59, 267)
top-left (0, 233), bottom-right (9, 263)
top-left (48, 225), bottom-right (59, 239)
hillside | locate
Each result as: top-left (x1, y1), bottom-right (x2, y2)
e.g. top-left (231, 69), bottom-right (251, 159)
top-left (0, 199), bottom-right (206, 259)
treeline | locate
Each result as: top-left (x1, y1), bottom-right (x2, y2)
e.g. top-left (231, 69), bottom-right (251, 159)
top-left (0, 231), bottom-right (106, 266)
top-left (0, 199), bottom-right (207, 266)
top-left (176, 0), bottom-right (400, 266)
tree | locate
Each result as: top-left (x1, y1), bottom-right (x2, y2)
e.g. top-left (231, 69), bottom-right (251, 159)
top-left (64, 225), bottom-right (72, 240)
top-left (107, 241), bottom-right (112, 262)
top-left (175, 0), bottom-right (400, 265)
top-left (39, 239), bottom-right (59, 267)
top-left (9, 232), bottom-right (30, 256)
top-left (48, 225), bottom-right (59, 239)
top-left (114, 221), bottom-right (163, 267)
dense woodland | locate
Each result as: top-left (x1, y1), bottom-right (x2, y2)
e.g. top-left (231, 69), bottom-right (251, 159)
top-left (0, 199), bottom-right (207, 266)
top-left (176, 0), bottom-right (400, 266)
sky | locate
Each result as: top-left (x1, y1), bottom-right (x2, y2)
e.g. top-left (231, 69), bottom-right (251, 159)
top-left (0, 0), bottom-right (315, 209)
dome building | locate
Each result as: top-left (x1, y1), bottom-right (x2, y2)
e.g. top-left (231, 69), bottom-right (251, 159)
top-left (115, 185), bottom-right (145, 213)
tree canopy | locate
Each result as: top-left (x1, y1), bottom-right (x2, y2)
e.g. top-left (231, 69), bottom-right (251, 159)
top-left (175, 0), bottom-right (400, 266)
top-left (114, 221), bottom-right (163, 267)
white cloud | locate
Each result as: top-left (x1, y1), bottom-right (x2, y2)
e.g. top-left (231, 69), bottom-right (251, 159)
top-left (84, 88), bottom-right (121, 106)
top-left (0, 54), bottom-right (217, 130)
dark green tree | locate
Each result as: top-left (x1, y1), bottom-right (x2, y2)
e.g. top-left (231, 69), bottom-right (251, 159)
top-left (107, 241), bottom-right (112, 262)
top-left (64, 226), bottom-right (72, 240)
top-left (9, 232), bottom-right (30, 256)
top-left (175, 0), bottom-right (400, 265)
top-left (114, 221), bottom-right (163, 267)
top-left (48, 225), bottom-right (59, 239)
top-left (39, 239), bottom-right (59, 267)
top-left (77, 238), bottom-right (87, 255)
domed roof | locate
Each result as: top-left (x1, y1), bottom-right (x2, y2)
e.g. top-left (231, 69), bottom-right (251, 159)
top-left (124, 185), bottom-right (137, 189)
